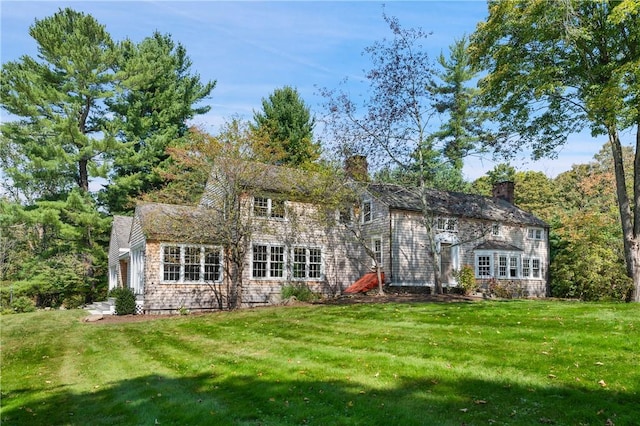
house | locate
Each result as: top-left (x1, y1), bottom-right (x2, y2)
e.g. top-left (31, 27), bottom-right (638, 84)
top-left (108, 159), bottom-right (549, 313)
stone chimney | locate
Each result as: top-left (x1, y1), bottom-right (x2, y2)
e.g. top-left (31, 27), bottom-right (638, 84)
top-left (492, 181), bottom-right (515, 204)
top-left (345, 155), bottom-right (369, 182)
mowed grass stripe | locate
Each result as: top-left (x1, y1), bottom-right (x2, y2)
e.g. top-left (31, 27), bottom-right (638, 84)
top-left (1, 300), bottom-right (639, 425)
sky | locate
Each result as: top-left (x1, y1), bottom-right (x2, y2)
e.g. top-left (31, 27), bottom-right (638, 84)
top-left (0, 0), bottom-right (619, 181)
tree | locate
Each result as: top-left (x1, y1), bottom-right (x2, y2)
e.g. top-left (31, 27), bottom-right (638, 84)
top-left (470, 0), bottom-right (640, 301)
top-left (251, 86), bottom-right (319, 168)
top-left (1, 8), bottom-right (117, 198)
top-left (431, 36), bottom-right (485, 171)
top-left (102, 32), bottom-right (216, 213)
top-left (322, 12), bottom-right (470, 294)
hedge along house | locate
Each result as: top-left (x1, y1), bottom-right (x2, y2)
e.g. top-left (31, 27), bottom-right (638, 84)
top-left (360, 181), bottom-right (550, 296)
top-left (108, 158), bottom-right (550, 313)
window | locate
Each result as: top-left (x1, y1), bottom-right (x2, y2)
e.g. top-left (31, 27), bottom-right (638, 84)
top-left (476, 255), bottom-right (492, 277)
top-left (162, 244), bottom-right (222, 283)
top-left (337, 206), bottom-right (352, 224)
top-left (436, 217), bottom-right (458, 232)
top-left (252, 244), bottom-right (286, 279)
top-left (163, 246), bottom-right (181, 281)
top-left (528, 228), bottom-right (544, 240)
top-left (492, 223), bottom-right (501, 236)
top-left (252, 245), bottom-right (268, 278)
top-left (498, 254), bottom-right (519, 278)
top-left (522, 257), bottom-right (542, 279)
top-left (362, 201), bottom-right (372, 223)
top-left (253, 197), bottom-right (286, 219)
top-left (292, 247), bottom-right (323, 279)
top-left (372, 238), bottom-right (382, 265)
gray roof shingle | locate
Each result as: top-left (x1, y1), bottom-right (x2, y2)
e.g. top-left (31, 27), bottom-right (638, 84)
top-left (367, 183), bottom-right (547, 227)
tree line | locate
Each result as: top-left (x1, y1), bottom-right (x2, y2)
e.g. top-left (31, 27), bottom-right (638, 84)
top-left (1, 2), bottom-right (638, 311)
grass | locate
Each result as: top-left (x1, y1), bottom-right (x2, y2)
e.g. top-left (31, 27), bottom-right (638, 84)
top-left (1, 300), bottom-right (639, 425)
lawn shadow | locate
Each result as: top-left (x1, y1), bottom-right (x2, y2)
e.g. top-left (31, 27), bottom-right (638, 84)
top-left (2, 369), bottom-right (637, 425)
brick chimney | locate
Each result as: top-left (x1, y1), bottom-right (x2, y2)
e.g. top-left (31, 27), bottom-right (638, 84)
top-left (492, 181), bottom-right (515, 204)
top-left (345, 155), bottom-right (369, 182)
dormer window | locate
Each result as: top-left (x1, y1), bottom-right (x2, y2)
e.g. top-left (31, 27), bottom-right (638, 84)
top-left (253, 197), bottom-right (286, 219)
top-left (436, 217), bottom-right (457, 232)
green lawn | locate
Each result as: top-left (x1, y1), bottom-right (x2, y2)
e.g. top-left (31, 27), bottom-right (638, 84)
top-left (1, 300), bottom-right (638, 425)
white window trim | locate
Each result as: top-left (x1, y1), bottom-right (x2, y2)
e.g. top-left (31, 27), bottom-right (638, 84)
top-left (522, 256), bottom-right (543, 279)
top-left (160, 244), bottom-right (223, 284)
top-left (361, 200), bottom-right (373, 223)
top-left (527, 228), bottom-right (544, 241)
top-left (252, 196), bottom-right (287, 220)
top-left (491, 223), bottom-right (501, 237)
top-left (291, 245), bottom-right (324, 280)
top-left (474, 252), bottom-right (494, 278)
top-left (497, 253), bottom-right (520, 279)
top-left (251, 243), bottom-right (287, 281)
top-left (436, 217), bottom-right (458, 232)
top-left (371, 237), bottom-right (383, 267)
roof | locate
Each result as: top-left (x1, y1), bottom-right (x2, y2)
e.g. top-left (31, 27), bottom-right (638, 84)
top-left (112, 215), bottom-right (133, 248)
top-left (474, 241), bottom-right (524, 251)
top-left (367, 183), bottom-right (547, 227)
top-left (202, 158), bottom-right (342, 204)
top-left (136, 203), bottom-right (222, 243)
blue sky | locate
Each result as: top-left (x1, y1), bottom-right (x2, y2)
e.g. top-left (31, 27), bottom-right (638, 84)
top-left (1, 1), bottom-right (614, 180)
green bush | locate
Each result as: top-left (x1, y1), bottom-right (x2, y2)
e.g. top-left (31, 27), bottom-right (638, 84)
top-left (281, 283), bottom-right (319, 302)
top-left (10, 296), bottom-right (36, 313)
top-left (453, 265), bottom-right (477, 295)
top-left (113, 287), bottom-right (136, 315)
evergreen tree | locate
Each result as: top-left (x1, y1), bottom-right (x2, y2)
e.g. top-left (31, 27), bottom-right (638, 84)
top-left (251, 86), bottom-right (319, 168)
top-left (1, 8), bottom-right (118, 199)
top-left (103, 32), bottom-right (216, 213)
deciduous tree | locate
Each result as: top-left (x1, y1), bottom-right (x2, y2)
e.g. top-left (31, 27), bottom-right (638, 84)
top-left (470, 0), bottom-right (640, 301)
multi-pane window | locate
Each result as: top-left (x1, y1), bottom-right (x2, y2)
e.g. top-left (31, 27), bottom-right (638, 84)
top-left (492, 223), bottom-right (501, 236)
top-left (362, 201), bottom-right (372, 223)
top-left (204, 248), bottom-right (221, 281)
top-left (162, 245), bottom-right (222, 283)
top-left (372, 238), bottom-right (382, 265)
top-left (252, 245), bottom-right (268, 278)
top-left (292, 247), bottom-right (323, 279)
top-left (476, 255), bottom-right (492, 277)
top-left (528, 228), bottom-right (544, 240)
top-left (522, 257), bottom-right (542, 279)
top-left (252, 244), bottom-right (286, 278)
top-left (532, 258), bottom-right (541, 278)
top-left (437, 217), bottom-right (458, 232)
top-left (498, 254), bottom-right (519, 278)
top-left (293, 247), bottom-right (307, 279)
top-left (253, 197), bottom-right (286, 219)
top-left (308, 248), bottom-right (322, 279)
top-left (270, 246), bottom-right (285, 278)
top-left (163, 246), bottom-right (181, 281)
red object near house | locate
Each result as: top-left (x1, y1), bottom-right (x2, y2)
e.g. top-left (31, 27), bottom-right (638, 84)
top-left (344, 272), bottom-right (384, 294)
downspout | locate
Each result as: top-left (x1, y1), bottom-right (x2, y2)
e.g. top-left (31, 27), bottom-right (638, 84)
top-left (389, 209), bottom-right (394, 285)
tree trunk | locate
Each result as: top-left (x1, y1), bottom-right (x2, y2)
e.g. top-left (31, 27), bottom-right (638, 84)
top-left (78, 158), bottom-right (89, 192)
top-left (609, 126), bottom-right (639, 301)
top-left (633, 122), bottom-right (640, 302)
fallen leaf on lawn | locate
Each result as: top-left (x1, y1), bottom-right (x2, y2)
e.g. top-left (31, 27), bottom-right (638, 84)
top-left (460, 408), bottom-right (468, 413)
top-left (598, 380), bottom-right (607, 387)
top-left (474, 400), bottom-right (487, 404)
top-left (605, 419), bottom-right (615, 426)
top-left (548, 374), bottom-right (557, 379)
top-left (541, 351), bottom-right (549, 355)
top-left (595, 362), bottom-right (604, 366)
top-left (539, 417), bottom-right (554, 424)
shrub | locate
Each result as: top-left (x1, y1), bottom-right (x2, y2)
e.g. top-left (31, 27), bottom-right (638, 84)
top-left (453, 265), bottom-right (477, 295)
top-left (281, 283), bottom-right (319, 302)
top-left (489, 280), bottom-right (528, 299)
top-left (10, 296), bottom-right (36, 313)
top-left (113, 288), bottom-right (136, 315)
